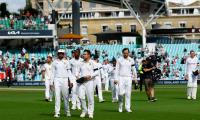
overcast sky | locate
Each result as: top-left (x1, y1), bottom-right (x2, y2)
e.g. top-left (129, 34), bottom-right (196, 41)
top-left (167, 0), bottom-right (197, 5)
top-left (0, 0), bottom-right (26, 13)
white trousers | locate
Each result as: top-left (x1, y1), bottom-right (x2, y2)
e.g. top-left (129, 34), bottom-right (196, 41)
top-left (110, 79), bottom-right (118, 100)
top-left (71, 81), bottom-right (81, 108)
top-left (45, 79), bottom-right (53, 100)
top-left (187, 73), bottom-right (198, 99)
top-left (118, 76), bottom-right (132, 110)
top-left (187, 87), bottom-right (197, 99)
top-left (187, 73), bottom-right (198, 88)
top-left (54, 78), bottom-right (70, 115)
top-left (94, 76), bottom-right (104, 101)
top-left (78, 80), bottom-right (94, 115)
top-left (104, 74), bottom-right (109, 91)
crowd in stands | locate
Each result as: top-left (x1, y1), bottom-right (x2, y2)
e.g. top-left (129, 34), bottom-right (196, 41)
top-left (0, 47), bottom-right (53, 82)
top-left (0, 44), bottom-right (199, 82)
top-left (0, 12), bottom-right (51, 30)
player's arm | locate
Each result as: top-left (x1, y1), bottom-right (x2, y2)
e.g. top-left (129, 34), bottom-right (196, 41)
top-left (50, 62), bottom-right (55, 86)
top-left (41, 66), bottom-right (45, 80)
top-left (132, 64), bottom-right (138, 84)
top-left (67, 61), bottom-right (74, 87)
top-left (114, 59), bottom-right (120, 84)
top-left (185, 59), bottom-right (189, 80)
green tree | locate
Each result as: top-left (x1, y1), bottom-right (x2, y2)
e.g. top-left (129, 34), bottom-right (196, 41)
top-left (22, 0), bottom-right (39, 16)
top-left (0, 3), bottom-right (10, 17)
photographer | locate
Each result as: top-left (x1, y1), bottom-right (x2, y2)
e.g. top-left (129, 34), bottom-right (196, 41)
top-left (142, 57), bottom-right (157, 102)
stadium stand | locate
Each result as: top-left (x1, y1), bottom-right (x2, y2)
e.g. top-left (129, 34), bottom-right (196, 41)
top-left (0, 15), bottom-right (50, 30)
top-left (0, 43), bottom-right (199, 82)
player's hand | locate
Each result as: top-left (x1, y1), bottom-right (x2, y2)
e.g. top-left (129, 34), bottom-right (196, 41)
top-left (84, 75), bottom-right (92, 81)
top-left (134, 80), bottom-right (138, 84)
top-left (185, 74), bottom-right (189, 80)
top-left (50, 85), bottom-right (54, 90)
top-left (69, 83), bottom-right (73, 88)
top-left (114, 80), bottom-right (118, 84)
top-left (152, 67), bottom-right (156, 70)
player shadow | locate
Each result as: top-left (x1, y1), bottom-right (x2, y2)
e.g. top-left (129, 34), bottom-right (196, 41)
top-left (173, 97), bottom-right (187, 100)
top-left (102, 109), bottom-right (117, 113)
top-left (38, 99), bottom-right (46, 102)
top-left (40, 113), bottom-right (53, 116)
top-left (133, 99), bottom-right (148, 102)
top-left (39, 113), bottom-right (80, 118)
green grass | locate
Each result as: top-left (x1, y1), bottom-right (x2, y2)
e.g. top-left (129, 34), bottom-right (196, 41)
top-left (0, 85), bottom-right (200, 120)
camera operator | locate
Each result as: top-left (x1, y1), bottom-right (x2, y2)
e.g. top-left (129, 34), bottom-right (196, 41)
top-left (142, 57), bottom-right (158, 102)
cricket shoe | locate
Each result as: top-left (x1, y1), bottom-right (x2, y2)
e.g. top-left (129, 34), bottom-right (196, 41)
top-left (118, 104), bottom-right (123, 112)
top-left (80, 112), bottom-right (87, 118)
top-left (66, 112), bottom-right (71, 117)
top-left (88, 114), bottom-right (93, 119)
top-left (54, 114), bottom-right (60, 118)
top-left (187, 96), bottom-right (191, 100)
top-left (126, 109), bottom-right (132, 113)
top-left (71, 105), bottom-right (77, 110)
top-left (99, 99), bottom-right (105, 103)
top-left (112, 99), bottom-right (118, 103)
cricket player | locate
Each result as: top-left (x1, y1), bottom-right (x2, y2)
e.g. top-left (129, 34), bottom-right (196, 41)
top-left (102, 59), bottom-right (110, 91)
top-left (108, 58), bottom-right (118, 103)
top-left (115, 48), bottom-right (137, 113)
top-left (185, 50), bottom-right (199, 100)
top-left (69, 49), bottom-right (82, 110)
top-left (42, 53), bottom-right (53, 102)
top-left (50, 49), bottom-right (74, 118)
top-left (77, 50), bottom-right (98, 119)
top-left (93, 55), bottom-right (104, 103)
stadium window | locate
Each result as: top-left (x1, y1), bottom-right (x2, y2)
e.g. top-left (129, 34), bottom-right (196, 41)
top-left (104, 12), bottom-right (112, 17)
top-left (112, 12), bottom-right (117, 17)
top-left (91, 12), bottom-right (95, 18)
top-left (81, 26), bottom-right (88, 35)
top-left (116, 25), bottom-right (122, 32)
top-left (172, 9), bottom-right (181, 14)
top-left (124, 11), bottom-right (131, 16)
top-left (151, 22), bottom-right (157, 29)
top-left (102, 25), bottom-right (108, 32)
top-left (80, 1), bottom-right (82, 8)
top-left (181, 9), bottom-right (185, 14)
top-left (90, 3), bottom-right (96, 8)
top-left (64, 2), bottom-right (69, 8)
top-left (130, 25), bottom-right (136, 32)
top-left (56, 1), bottom-right (61, 8)
top-left (164, 22), bottom-right (172, 28)
top-left (179, 22), bottom-right (186, 28)
top-left (189, 9), bottom-right (194, 14)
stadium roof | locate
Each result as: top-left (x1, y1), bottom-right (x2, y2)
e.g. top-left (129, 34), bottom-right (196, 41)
top-left (83, 0), bottom-right (166, 7)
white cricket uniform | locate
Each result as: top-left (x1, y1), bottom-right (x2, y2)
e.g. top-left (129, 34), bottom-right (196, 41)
top-left (115, 56), bottom-right (136, 111)
top-left (108, 64), bottom-right (118, 101)
top-left (43, 63), bottom-right (53, 100)
top-left (77, 59), bottom-right (98, 115)
top-left (69, 58), bottom-right (82, 109)
top-left (102, 64), bottom-right (110, 91)
top-left (185, 56), bottom-right (199, 99)
top-left (51, 58), bottom-right (74, 115)
top-left (93, 62), bottom-right (104, 102)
